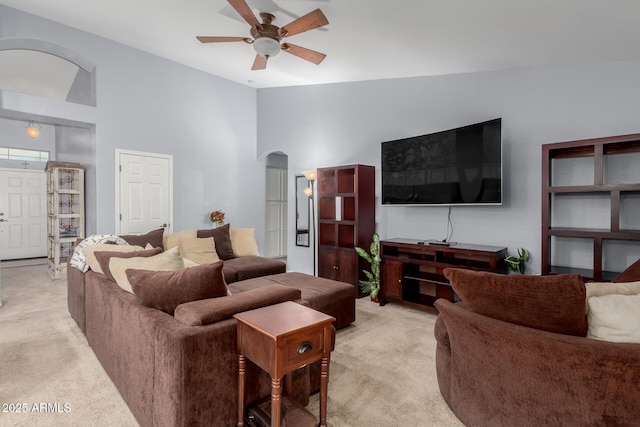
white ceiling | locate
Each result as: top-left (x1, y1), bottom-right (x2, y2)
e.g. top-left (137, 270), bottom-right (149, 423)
top-left (3, 0), bottom-right (640, 89)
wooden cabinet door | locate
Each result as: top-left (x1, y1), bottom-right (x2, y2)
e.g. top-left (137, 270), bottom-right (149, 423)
top-left (335, 248), bottom-right (358, 286)
top-left (318, 246), bottom-right (337, 280)
top-left (382, 259), bottom-right (403, 301)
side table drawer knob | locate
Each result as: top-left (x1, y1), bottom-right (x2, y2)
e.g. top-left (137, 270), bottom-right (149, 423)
top-left (297, 341), bottom-right (313, 354)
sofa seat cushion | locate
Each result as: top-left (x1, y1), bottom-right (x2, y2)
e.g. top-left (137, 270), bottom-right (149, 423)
top-left (174, 284), bottom-right (302, 326)
top-left (222, 256), bottom-right (286, 283)
top-left (229, 272), bottom-right (355, 330)
top-left (443, 268), bottom-right (588, 337)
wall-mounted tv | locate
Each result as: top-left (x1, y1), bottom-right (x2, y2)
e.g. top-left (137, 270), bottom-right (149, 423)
top-left (381, 118), bottom-right (502, 206)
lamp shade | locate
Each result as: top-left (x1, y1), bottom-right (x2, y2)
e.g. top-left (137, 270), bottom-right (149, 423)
top-left (303, 170), bottom-right (317, 181)
top-left (303, 187), bottom-right (313, 197)
top-left (253, 37), bottom-right (280, 58)
top-left (26, 121), bottom-right (40, 138)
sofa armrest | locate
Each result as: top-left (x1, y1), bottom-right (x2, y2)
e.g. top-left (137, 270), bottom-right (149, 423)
top-left (174, 284), bottom-right (302, 326)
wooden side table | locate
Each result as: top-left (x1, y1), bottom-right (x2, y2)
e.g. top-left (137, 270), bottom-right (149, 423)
top-left (234, 301), bottom-right (336, 427)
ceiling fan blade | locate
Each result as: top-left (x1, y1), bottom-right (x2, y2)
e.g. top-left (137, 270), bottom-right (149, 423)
top-left (282, 43), bottom-right (326, 65)
top-left (196, 36), bottom-right (250, 43)
top-left (228, 0), bottom-right (261, 28)
top-left (251, 54), bottom-right (268, 70)
top-left (279, 9), bottom-right (329, 38)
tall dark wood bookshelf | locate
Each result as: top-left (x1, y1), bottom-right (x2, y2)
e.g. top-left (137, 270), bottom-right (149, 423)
top-left (317, 164), bottom-right (375, 298)
top-left (542, 133), bottom-right (640, 281)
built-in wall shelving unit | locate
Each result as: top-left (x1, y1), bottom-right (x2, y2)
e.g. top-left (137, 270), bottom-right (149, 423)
top-left (542, 133), bottom-right (640, 281)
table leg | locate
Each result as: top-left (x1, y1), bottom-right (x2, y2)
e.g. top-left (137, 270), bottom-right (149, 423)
top-left (319, 356), bottom-right (330, 427)
top-left (271, 377), bottom-right (282, 427)
top-left (237, 354), bottom-right (246, 427)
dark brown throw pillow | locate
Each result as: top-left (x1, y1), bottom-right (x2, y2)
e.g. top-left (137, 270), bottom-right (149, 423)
top-left (126, 261), bottom-right (228, 315)
top-left (197, 224), bottom-right (236, 260)
top-left (94, 247), bottom-right (163, 282)
top-left (613, 258), bottom-right (640, 283)
top-left (120, 228), bottom-right (164, 249)
top-left (443, 268), bottom-right (588, 336)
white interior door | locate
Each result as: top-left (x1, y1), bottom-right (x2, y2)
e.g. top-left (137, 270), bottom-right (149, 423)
top-left (0, 169), bottom-right (47, 260)
top-left (116, 150), bottom-right (173, 235)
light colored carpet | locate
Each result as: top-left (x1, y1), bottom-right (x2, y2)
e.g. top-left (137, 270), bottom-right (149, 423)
top-left (0, 264), bottom-right (462, 426)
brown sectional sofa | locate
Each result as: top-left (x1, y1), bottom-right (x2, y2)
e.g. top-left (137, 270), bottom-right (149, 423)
top-left (67, 229), bottom-right (355, 426)
top-left (67, 230), bottom-right (287, 334)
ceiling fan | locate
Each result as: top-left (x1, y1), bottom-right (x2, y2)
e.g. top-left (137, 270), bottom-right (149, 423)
top-left (196, 0), bottom-right (329, 70)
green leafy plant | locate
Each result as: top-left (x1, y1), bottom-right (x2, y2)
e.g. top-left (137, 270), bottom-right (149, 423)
top-left (355, 232), bottom-right (381, 300)
top-left (505, 247), bottom-right (530, 274)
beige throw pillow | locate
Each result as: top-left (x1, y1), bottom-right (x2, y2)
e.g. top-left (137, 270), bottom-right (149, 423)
top-left (109, 246), bottom-right (184, 293)
top-left (179, 237), bottom-right (220, 265)
top-left (82, 244), bottom-right (144, 274)
top-left (586, 281), bottom-right (640, 298)
top-left (230, 227), bottom-right (259, 257)
top-left (163, 229), bottom-right (197, 250)
top-left (587, 293), bottom-right (640, 343)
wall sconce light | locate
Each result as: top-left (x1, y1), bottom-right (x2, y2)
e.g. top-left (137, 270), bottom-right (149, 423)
top-left (302, 169), bottom-right (317, 276)
top-left (26, 121), bottom-right (40, 139)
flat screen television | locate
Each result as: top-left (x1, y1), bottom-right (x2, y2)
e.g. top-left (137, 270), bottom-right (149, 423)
top-left (381, 118), bottom-right (502, 206)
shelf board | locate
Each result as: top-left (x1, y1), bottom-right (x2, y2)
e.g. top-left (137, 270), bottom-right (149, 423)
top-left (549, 265), bottom-right (619, 281)
top-left (549, 184), bottom-right (640, 193)
top-left (548, 228), bottom-right (640, 240)
top-left (403, 275), bottom-right (449, 286)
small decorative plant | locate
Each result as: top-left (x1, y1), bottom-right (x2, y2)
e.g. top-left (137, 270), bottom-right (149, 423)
top-left (355, 232), bottom-right (381, 301)
top-left (210, 210), bottom-right (225, 225)
top-left (505, 247), bottom-right (529, 274)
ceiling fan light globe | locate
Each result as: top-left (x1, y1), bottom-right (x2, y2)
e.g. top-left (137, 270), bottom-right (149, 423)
top-left (253, 37), bottom-right (280, 58)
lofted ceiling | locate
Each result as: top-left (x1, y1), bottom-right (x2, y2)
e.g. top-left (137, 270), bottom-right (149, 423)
top-left (2, 0), bottom-right (640, 89)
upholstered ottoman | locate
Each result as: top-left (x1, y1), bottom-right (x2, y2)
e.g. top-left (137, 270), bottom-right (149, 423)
top-left (228, 272), bottom-right (356, 330)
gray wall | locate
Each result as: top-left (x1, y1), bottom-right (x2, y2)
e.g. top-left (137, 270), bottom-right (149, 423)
top-left (1, 5), bottom-right (266, 249)
top-left (257, 61), bottom-right (640, 275)
top-left (4, 5), bottom-right (640, 273)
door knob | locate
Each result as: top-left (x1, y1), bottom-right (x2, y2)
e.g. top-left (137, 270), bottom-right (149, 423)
top-left (0, 218), bottom-right (7, 222)
top-left (161, 223), bottom-right (168, 228)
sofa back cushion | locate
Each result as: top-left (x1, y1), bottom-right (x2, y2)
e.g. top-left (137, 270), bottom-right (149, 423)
top-left (197, 224), bottom-right (236, 260)
top-left (107, 246), bottom-right (185, 293)
top-left (178, 236), bottom-right (220, 264)
top-left (613, 258), bottom-right (640, 283)
top-left (443, 268), bottom-right (588, 336)
top-left (230, 227), bottom-right (259, 257)
top-left (120, 227), bottom-right (164, 249)
top-left (587, 293), bottom-right (640, 343)
top-left (95, 247), bottom-right (163, 280)
top-left (127, 261), bottom-right (228, 315)
top-left (83, 244), bottom-right (144, 273)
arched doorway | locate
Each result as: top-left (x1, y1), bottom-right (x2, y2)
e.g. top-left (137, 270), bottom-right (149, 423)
top-left (265, 152), bottom-right (288, 259)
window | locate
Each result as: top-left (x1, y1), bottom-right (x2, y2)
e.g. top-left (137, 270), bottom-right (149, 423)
top-left (0, 147), bottom-right (50, 162)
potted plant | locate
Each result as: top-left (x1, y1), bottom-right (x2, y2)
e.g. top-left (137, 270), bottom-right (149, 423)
top-left (355, 232), bottom-right (381, 302)
top-left (505, 247), bottom-right (529, 274)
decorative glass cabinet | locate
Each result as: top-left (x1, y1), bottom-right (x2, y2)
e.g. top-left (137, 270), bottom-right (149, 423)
top-left (46, 161), bottom-right (85, 279)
